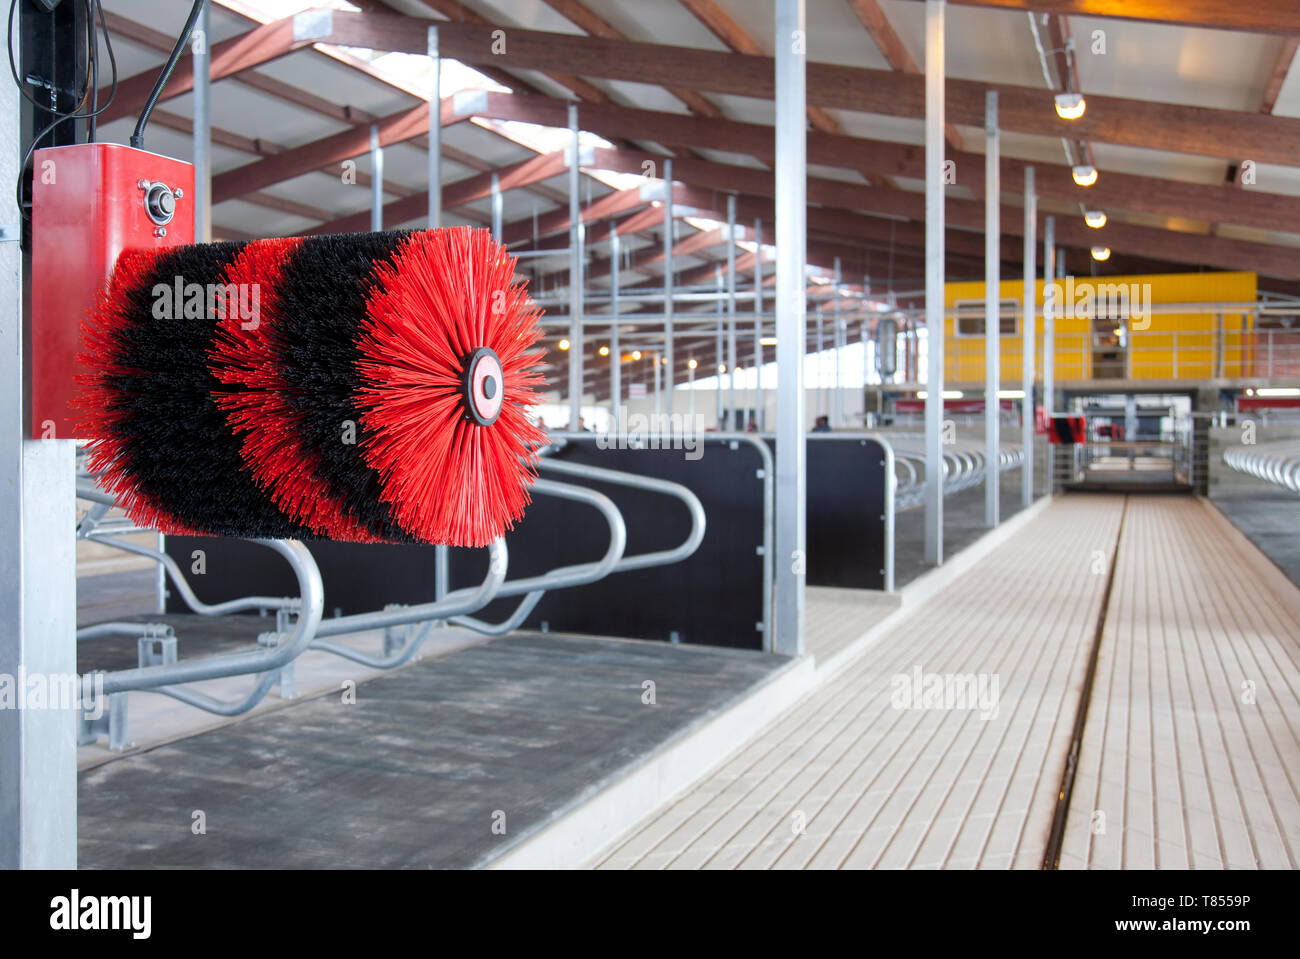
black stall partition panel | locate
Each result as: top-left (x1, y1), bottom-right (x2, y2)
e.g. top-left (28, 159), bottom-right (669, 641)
top-left (166, 436), bottom-right (771, 651)
top-left (447, 436), bottom-right (769, 650)
top-left (763, 434), bottom-right (891, 590)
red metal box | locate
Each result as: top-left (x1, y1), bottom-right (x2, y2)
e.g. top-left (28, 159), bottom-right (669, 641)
top-left (30, 142), bottom-right (194, 439)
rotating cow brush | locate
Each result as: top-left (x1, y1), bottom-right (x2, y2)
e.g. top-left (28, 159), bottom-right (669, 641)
top-left (77, 227), bottom-right (548, 548)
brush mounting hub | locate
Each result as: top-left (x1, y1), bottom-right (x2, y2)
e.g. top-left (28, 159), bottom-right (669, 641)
top-left (462, 346), bottom-right (504, 427)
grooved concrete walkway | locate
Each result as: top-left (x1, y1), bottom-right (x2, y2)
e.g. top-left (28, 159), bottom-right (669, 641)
top-left (1060, 496), bottom-right (1300, 869)
top-left (595, 495), bottom-right (1125, 869)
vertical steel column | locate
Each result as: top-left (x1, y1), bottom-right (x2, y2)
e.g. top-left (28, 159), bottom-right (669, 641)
top-left (0, 40), bottom-right (76, 867)
top-left (815, 308), bottom-right (825, 416)
top-left (490, 173), bottom-right (502, 242)
top-left (369, 124), bottom-right (383, 232)
top-left (923, 0), bottom-right (946, 566)
top-left (663, 159), bottom-right (674, 415)
top-left (1043, 215), bottom-right (1055, 416)
top-left (431, 35), bottom-right (447, 611)
top-left (653, 350), bottom-right (662, 418)
top-left (715, 265), bottom-right (725, 426)
top-left (567, 104), bottom-right (583, 429)
top-left (192, 0), bottom-right (211, 242)
top-left (833, 257), bottom-right (842, 426)
top-left (984, 90), bottom-right (1000, 527)
top-left (1022, 166), bottom-right (1038, 507)
top-left (727, 194), bottom-right (737, 426)
top-left (754, 219), bottom-right (764, 430)
top-left (774, 0), bottom-right (807, 657)
top-left (610, 231), bottom-right (621, 430)
top-left (427, 26), bottom-right (441, 229)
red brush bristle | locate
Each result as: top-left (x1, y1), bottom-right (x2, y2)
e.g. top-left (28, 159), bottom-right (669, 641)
top-left (355, 227), bottom-right (548, 547)
top-left (75, 247), bottom-right (206, 536)
top-left (208, 237), bottom-right (385, 543)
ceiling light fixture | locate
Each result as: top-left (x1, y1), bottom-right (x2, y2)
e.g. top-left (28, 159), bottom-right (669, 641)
top-left (1054, 92), bottom-right (1086, 120)
top-left (1072, 164), bottom-right (1099, 187)
top-left (1091, 246), bottom-right (1111, 261)
top-left (1084, 210), bottom-right (1107, 229)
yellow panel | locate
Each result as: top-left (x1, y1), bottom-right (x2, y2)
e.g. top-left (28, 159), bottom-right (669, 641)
top-left (941, 271), bottom-right (1257, 384)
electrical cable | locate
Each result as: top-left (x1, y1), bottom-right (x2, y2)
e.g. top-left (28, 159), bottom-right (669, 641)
top-left (129, 0), bottom-right (203, 150)
top-left (12, 0), bottom-right (117, 228)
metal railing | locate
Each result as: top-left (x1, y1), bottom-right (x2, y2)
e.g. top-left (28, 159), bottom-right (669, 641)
top-left (1223, 440), bottom-right (1300, 495)
top-left (74, 453), bottom-right (710, 747)
top-left (884, 435), bottom-right (1024, 511)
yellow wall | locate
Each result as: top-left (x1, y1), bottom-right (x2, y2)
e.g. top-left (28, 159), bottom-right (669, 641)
top-left (943, 271), bottom-right (1257, 384)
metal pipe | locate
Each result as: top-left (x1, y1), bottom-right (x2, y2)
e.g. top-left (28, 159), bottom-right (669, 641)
top-left (774, 0), bottom-right (807, 657)
top-left (369, 124), bottom-right (383, 232)
top-left (984, 90), bottom-right (1000, 527)
top-left (568, 103), bottom-right (583, 429)
top-left (95, 539), bottom-right (323, 696)
top-left (1022, 166), bottom-right (1038, 507)
top-left (1043, 215), bottom-right (1056, 416)
top-left (428, 25), bottom-right (441, 229)
top-left (754, 219), bottom-right (764, 430)
top-left (610, 231), bottom-right (621, 430)
top-left (923, 0), bottom-right (946, 566)
top-left (490, 172), bottom-right (502, 242)
top-left (727, 193), bottom-right (738, 428)
top-left (313, 539), bottom-right (507, 660)
top-left (716, 265), bottom-right (725, 426)
top-left (192, 0), bottom-right (211, 243)
top-left (663, 158), bottom-right (675, 415)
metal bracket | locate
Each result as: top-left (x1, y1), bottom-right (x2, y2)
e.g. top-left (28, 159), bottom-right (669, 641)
top-left (78, 690), bottom-right (132, 752)
top-left (137, 633), bottom-right (178, 667)
top-left (258, 630), bottom-right (296, 699)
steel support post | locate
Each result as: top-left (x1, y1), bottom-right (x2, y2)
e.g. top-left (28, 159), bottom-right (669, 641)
top-left (727, 194), bottom-right (737, 427)
top-left (369, 124), bottom-right (383, 231)
top-left (1022, 166), bottom-right (1038, 507)
top-left (923, 0), bottom-right (946, 566)
top-left (774, 0), bottom-right (807, 657)
top-left (490, 173), bottom-right (502, 242)
top-left (754, 219), bottom-right (764, 430)
top-left (192, 0), bottom-right (211, 242)
top-left (663, 159), bottom-right (674, 415)
top-left (567, 104), bottom-right (583, 429)
top-left (0, 35), bottom-right (76, 867)
top-left (1043, 215), bottom-right (1055, 416)
top-left (427, 26), bottom-right (441, 229)
top-left (833, 257), bottom-right (842, 427)
top-left (715, 265), bottom-right (725, 426)
top-left (984, 90), bottom-right (1000, 527)
top-left (610, 231), bottom-right (621, 430)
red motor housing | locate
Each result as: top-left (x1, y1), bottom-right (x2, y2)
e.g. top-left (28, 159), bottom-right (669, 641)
top-left (30, 142), bottom-right (194, 439)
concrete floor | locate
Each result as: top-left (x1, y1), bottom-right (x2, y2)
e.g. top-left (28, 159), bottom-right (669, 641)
top-left (78, 634), bottom-right (789, 869)
top-left (1208, 489), bottom-right (1300, 589)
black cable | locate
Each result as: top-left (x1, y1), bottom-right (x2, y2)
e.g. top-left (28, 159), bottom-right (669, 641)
top-left (7, 0), bottom-right (89, 116)
top-left (13, 0), bottom-right (117, 226)
top-left (129, 0), bottom-right (204, 150)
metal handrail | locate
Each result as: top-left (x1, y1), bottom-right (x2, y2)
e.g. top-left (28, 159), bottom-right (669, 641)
top-left (1223, 442), bottom-right (1300, 495)
top-left (449, 451), bottom-right (711, 636)
top-left (78, 482), bottom-right (296, 618)
top-left (526, 430), bottom-right (774, 645)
